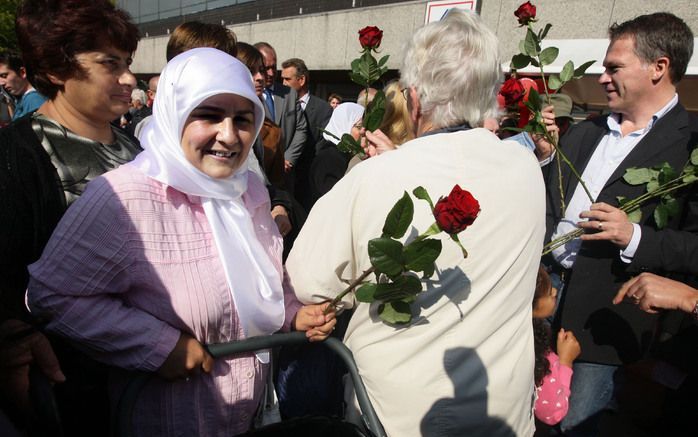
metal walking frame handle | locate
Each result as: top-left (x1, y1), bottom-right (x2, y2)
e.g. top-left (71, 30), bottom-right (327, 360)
top-left (115, 331), bottom-right (387, 437)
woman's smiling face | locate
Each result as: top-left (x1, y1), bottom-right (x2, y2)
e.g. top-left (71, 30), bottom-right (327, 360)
top-left (180, 93), bottom-right (256, 179)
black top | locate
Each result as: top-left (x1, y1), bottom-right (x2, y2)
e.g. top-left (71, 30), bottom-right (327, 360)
top-left (0, 114), bottom-right (141, 321)
top-left (308, 139), bottom-right (352, 207)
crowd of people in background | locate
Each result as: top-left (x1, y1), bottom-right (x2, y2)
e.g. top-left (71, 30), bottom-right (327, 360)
top-left (0, 1), bottom-right (697, 436)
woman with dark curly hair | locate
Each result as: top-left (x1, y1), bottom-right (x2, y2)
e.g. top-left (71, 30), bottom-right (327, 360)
top-left (532, 268), bottom-right (581, 426)
top-left (0, 0), bottom-right (141, 433)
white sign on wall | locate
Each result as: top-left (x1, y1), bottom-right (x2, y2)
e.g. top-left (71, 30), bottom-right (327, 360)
top-left (425, 0), bottom-right (479, 24)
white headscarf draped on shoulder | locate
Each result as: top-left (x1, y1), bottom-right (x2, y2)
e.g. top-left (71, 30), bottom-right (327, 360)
top-left (131, 48), bottom-right (282, 359)
top-left (322, 102), bottom-right (364, 145)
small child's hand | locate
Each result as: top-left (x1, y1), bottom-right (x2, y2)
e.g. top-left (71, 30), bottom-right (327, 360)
top-left (557, 328), bottom-right (581, 367)
top-left (294, 303), bottom-right (337, 342)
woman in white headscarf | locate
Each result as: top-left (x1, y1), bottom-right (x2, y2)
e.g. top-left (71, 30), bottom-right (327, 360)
top-left (27, 48), bottom-right (335, 436)
top-left (308, 102), bottom-right (364, 206)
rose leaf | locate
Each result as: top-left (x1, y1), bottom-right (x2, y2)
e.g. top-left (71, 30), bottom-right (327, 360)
top-left (404, 238), bottom-right (442, 272)
top-left (646, 179), bottom-right (660, 193)
top-left (658, 162), bottom-right (678, 184)
top-left (381, 191), bottom-right (414, 239)
top-left (626, 208), bottom-right (642, 224)
top-left (538, 23), bottom-right (553, 41)
top-left (368, 237), bottom-right (405, 279)
top-left (548, 75), bottom-right (563, 90)
top-left (524, 28), bottom-right (540, 57)
top-left (378, 300), bottom-right (412, 325)
top-left (539, 47), bottom-right (559, 66)
top-left (527, 87), bottom-right (543, 111)
top-left (349, 71), bottom-right (369, 88)
top-left (364, 90), bottom-right (386, 131)
top-left (412, 186), bottom-right (435, 210)
top-left (662, 196), bottom-right (681, 218)
top-left (683, 173), bottom-right (698, 184)
top-left (510, 53), bottom-right (531, 70)
top-left (691, 148), bottom-right (698, 166)
top-left (355, 283), bottom-right (378, 303)
top-left (574, 60), bottom-right (596, 79)
top-left (375, 275), bottom-right (422, 301)
top-left (654, 204), bottom-right (668, 229)
top-left (560, 60), bottom-right (574, 83)
top-left (337, 133), bottom-right (364, 157)
top-left (623, 167), bottom-right (654, 185)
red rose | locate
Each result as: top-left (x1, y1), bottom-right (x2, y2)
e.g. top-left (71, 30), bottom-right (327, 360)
top-left (358, 26), bottom-right (383, 50)
top-left (500, 77), bottom-right (526, 107)
top-left (433, 185), bottom-right (480, 234)
top-left (514, 1), bottom-right (537, 26)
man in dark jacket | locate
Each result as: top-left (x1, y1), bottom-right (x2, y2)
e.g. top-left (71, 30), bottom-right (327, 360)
top-left (542, 12), bottom-right (698, 436)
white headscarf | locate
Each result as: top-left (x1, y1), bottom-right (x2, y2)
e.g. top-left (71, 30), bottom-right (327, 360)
top-left (322, 102), bottom-right (364, 144)
top-left (131, 48), bottom-right (282, 360)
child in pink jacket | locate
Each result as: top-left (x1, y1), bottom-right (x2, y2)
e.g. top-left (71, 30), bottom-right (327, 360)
top-left (533, 268), bottom-right (582, 426)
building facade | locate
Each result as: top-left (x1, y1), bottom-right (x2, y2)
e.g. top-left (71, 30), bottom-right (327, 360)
top-left (120, 0), bottom-right (698, 110)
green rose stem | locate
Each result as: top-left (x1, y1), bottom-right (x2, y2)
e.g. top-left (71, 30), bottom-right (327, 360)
top-left (322, 266), bottom-right (376, 315)
top-left (530, 21), bottom-right (552, 105)
top-left (323, 223), bottom-right (444, 315)
top-left (543, 128), bottom-right (594, 205)
top-left (555, 148), bottom-right (566, 213)
top-left (523, 21), bottom-right (594, 209)
top-left (525, 36), bottom-right (571, 211)
top-left (542, 175), bottom-right (697, 255)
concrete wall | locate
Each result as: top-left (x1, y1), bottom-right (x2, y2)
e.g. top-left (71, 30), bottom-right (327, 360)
top-left (482, 0), bottom-right (698, 65)
top-left (131, 1), bottom-right (426, 74)
top-left (131, 0), bottom-right (698, 75)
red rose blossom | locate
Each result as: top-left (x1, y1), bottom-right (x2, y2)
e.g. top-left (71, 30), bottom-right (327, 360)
top-left (358, 26), bottom-right (383, 50)
top-left (514, 1), bottom-right (537, 26)
top-left (433, 185), bottom-right (480, 234)
top-left (500, 77), bottom-right (526, 107)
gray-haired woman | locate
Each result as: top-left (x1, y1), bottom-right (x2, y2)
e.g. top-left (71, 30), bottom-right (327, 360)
top-left (286, 10), bottom-right (545, 436)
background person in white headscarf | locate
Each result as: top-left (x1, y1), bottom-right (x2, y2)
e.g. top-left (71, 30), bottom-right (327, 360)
top-left (308, 102), bottom-right (364, 206)
top-left (27, 48), bottom-right (335, 436)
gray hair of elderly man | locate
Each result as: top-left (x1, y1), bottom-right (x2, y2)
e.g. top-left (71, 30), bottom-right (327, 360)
top-left (131, 88), bottom-right (147, 106)
top-left (399, 9), bottom-right (501, 129)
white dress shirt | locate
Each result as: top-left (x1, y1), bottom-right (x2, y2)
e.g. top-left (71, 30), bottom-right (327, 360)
top-left (297, 92), bottom-right (309, 111)
top-left (552, 94), bottom-right (679, 268)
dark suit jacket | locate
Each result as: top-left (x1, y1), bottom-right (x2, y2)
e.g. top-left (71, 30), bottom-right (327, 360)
top-left (303, 95), bottom-right (333, 150)
top-left (544, 103), bottom-right (698, 365)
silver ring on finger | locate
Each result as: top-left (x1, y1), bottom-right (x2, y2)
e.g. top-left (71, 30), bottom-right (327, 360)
top-left (598, 221), bottom-right (603, 230)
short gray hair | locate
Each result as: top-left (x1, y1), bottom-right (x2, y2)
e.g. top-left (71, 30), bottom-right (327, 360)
top-left (399, 9), bottom-right (501, 128)
top-left (131, 88), bottom-right (147, 105)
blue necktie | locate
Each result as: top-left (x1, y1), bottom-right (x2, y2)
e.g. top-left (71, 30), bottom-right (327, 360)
top-left (265, 88), bottom-right (275, 121)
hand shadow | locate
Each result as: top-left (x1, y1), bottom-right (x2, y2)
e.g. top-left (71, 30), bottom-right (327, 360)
top-left (420, 347), bottom-right (517, 436)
